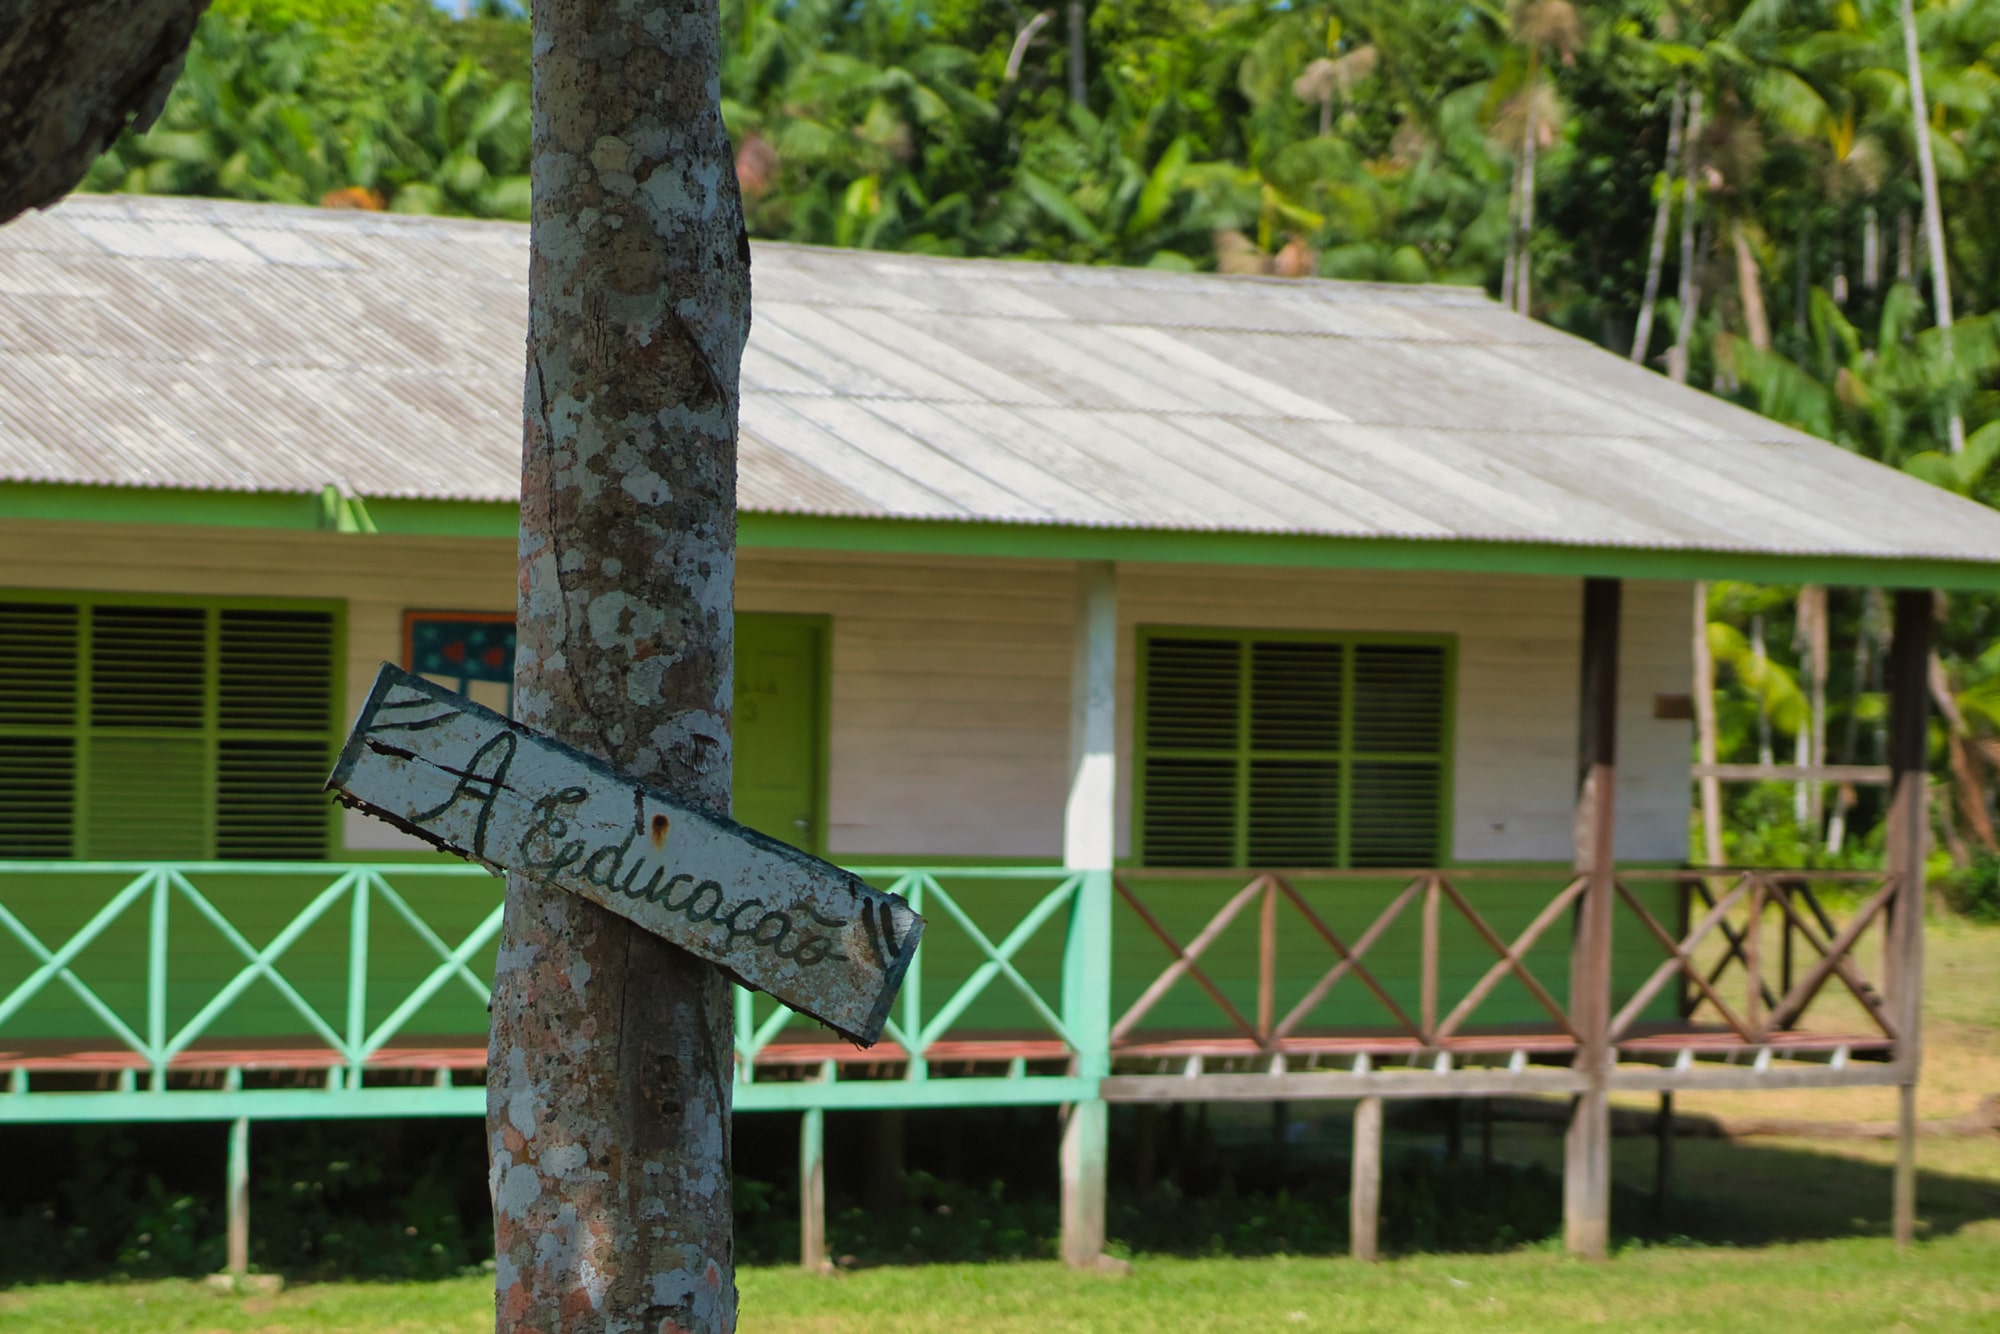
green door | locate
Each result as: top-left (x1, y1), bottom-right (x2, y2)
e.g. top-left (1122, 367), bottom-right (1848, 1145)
top-left (732, 614), bottom-right (825, 852)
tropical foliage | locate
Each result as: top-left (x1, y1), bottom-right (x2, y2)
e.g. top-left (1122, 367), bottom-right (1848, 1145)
top-left (76, 0), bottom-right (2000, 873)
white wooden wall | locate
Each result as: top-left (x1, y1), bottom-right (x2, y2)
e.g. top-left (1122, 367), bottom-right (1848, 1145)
top-left (0, 523), bottom-right (1694, 864)
top-left (742, 552), bottom-right (1695, 864)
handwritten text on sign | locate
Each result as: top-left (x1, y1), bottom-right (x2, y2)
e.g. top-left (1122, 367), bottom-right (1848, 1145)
top-left (325, 664), bottom-right (922, 1046)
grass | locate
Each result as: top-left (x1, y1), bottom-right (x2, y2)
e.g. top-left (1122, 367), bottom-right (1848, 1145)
top-left (10, 1131), bottom-right (1997, 1332)
top-left (1607, 912), bottom-right (2000, 1127)
top-left (6, 1231), bottom-right (2000, 1334)
top-left (3, 920), bottom-right (1997, 1330)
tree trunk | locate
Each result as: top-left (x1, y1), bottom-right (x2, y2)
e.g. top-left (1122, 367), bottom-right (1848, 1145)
top-left (1732, 220), bottom-right (1771, 352)
top-left (1856, 206), bottom-right (1872, 294)
top-left (1825, 612), bottom-right (1873, 856)
top-left (1796, 585), bottom-right (1827, 839)
top-left (1794, 217), bottom-right (1810, 335)
top-left (1752, 612), bottom-right (1774, 767)
top-left (1067, 0), bottom-right (1087, 105)
top-left (1514, 70), bottom-right (1539, 315)
top-left (1630, 81), bottom-right (1686, 365)
top-left (1693, 582), bottom-right (1725, 866)
top-left (1901, 0), bottom-right (1964, 454)
top-left (1669, 89), bottom-right (1704, 385)
top-left (488, 0), bottom-right (751, 1328)
top-left (0, 0), bottom-right (210, 224)
top-left (1929, 651), bottom-right (1996, 854)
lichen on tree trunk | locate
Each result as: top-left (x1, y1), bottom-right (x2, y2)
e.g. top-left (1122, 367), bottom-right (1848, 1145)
top-left (487, 0), bottom-right (751, 1328)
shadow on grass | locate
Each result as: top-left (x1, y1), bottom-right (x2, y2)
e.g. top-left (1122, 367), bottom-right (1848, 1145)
top-left (1600, 1129), bottom-right (2000, 1248)
top-left (3, 1104), bottom-right (1995, 1282)
top-left (739, 1104), bottom-right (2000, 1266)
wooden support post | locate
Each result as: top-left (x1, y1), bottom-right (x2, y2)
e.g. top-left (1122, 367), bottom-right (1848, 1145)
top-left (1061, 1099), bottom-right (1109, 1266)
top-left (1481, 1097), bottom-right (1494, 1176)
top-left (1420, 876), bottom-right (1440, 1042)
top-left (1258, 877), bottom-right (1278, 1043)
top-left (866, 1109), bottom-right (905, 1212)
top-left (225, 1115), bottom-right (249, 1277)
top-left (800, 1108), bottom-right (827, 1272)
top-left (1653, 1092), bottom-right (1674, 1225)
top-left (1445, 1099), bottom-right (1464, 1166)
top-left (1895, 1082), bottom-right (1918, 1247)
top-left (1133, 1104), bottom-right (1159, 1194)
top-left (1566, 577), bottom-right (1619, 1260)
top-left (1887, 588), bottom-right (1932, 1248)
top-left (1351, 1096), bottom-right (1383, 1263)
top-left (1061, 561), bottom-right (1117, 1268)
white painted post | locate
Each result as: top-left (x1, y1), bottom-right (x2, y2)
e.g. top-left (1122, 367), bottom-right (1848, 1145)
top-left (1061, 560), bottom-right (1117, 1268)
top-left (1064, 561), bottom-right (1118, 873)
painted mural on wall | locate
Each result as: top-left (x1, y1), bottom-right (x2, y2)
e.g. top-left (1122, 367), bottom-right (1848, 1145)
top-left (404, 612), bottom-right (515, 714)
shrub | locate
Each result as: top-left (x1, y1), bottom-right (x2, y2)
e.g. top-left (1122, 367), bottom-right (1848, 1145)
top-left (1947, 852), bottom-right (2000, 922)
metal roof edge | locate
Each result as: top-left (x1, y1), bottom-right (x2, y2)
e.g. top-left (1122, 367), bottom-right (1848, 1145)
top-left (0, 481), bottom-right (517, 537)
top-left (6, 482), bottom-right (1999, 590)
top-left (736, 513), bottom-right (2000, 591)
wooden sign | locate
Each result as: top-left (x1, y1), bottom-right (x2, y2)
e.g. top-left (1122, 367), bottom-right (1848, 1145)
top-left (325, 664), bottom-right (922, 1046)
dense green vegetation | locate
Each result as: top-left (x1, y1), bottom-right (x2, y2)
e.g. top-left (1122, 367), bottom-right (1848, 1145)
top-left (78, 0), bottom-right (2000, 867)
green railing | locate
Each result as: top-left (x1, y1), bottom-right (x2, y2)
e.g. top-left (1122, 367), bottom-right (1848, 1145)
top-left (3, 859), bottom-right (1841, 1124)
top-left (0, 861), bottom-right (1109, 1121)
top-left (731, 867), bottom-right (1107, 1111)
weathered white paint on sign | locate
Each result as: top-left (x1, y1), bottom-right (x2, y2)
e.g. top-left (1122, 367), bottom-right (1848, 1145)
top-left (326, 663), bottom-right (922, 1045)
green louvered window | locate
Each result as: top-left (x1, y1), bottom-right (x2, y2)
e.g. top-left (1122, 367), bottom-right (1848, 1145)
top-left (0, 597), bottom-right (339, 860)
top-left (1138, 630), bottom-right (1451, 869)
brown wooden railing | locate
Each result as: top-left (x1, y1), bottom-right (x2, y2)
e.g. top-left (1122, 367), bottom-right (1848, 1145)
top-left (1615, 869), bottom-right (1897, 1049)
top-left (1110, 868), bottom-right (1898, 1060)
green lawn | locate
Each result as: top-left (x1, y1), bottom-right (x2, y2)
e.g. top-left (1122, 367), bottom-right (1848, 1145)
top-left (6, 1231), bottom-right (2000, 1334)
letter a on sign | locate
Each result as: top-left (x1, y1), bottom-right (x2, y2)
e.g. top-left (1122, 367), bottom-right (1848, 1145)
top-left (326, 663), bottom-right (923, 1046)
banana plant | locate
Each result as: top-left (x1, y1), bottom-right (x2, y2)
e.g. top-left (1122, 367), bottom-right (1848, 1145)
top-left (84, 13), bottom-right (340, 205)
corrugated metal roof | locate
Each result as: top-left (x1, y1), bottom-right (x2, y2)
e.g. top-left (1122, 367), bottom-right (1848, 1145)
top-left (8, 192), bottom-right (2000, 565)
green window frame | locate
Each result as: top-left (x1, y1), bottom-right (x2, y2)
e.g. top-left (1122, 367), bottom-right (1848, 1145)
top-left (1135, 627), bottom-right (1455, 868)
top-left (0, 591), bottom-right (345, 861)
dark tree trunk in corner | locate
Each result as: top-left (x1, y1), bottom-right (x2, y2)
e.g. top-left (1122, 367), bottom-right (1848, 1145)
top-left (0, 0), bottom-right (209, 224)
top-left (487, 0), bottom-right (751, 1328)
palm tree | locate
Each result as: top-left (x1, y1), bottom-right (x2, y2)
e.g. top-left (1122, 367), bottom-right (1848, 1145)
top-left (1898, 0), bottom-right (1965, 453)
top-left (1499, 0), bottom-right (1581, 315)
top-left (1631, 77), bottom-right (1686, 364)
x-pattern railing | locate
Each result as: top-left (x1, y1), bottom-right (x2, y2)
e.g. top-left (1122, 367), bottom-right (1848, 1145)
top-left (2, 862), bottom-right (1899, 1086)
top-left (1114, 867), bottom-right (1897, 1053)
top-left (733, 868), bottom-right (1083, 1073)
top-left (0, 863), bottom-right (504, 1079)
top-left (1111, 871), bottom-right (1585, 1050)
top-left (1612, 870), bottom-right (1897, 1044)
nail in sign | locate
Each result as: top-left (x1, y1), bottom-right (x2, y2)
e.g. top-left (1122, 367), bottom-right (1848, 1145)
top-left (325, 664), bottom-right (922, 1046)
